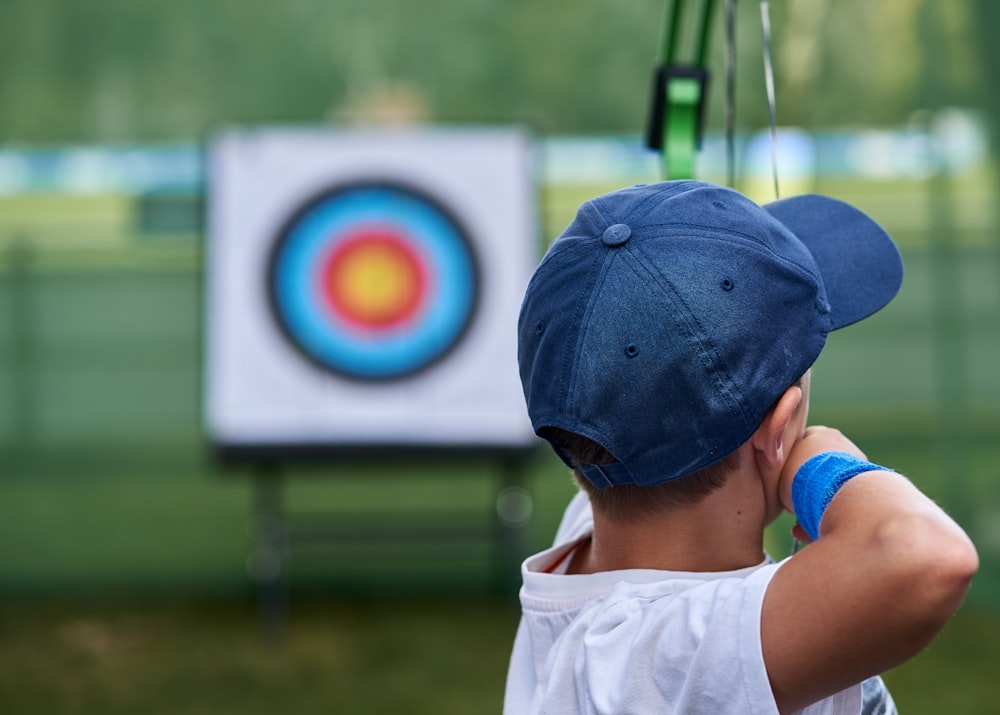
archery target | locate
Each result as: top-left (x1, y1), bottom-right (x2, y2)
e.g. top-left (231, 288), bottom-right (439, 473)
top-left (269, 183), bottom-right (479, 381)
top-left (204, 127), bottom-right (537, 456)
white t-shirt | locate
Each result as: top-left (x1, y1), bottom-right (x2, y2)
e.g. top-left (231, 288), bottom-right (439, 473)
top-left (504, 492), bottom-right (886, 715)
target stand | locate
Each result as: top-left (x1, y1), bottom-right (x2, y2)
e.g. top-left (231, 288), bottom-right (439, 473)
top-left (246, 451), bottom-right (536, 641)
top-left (203, 127), bottom-right (539, 636)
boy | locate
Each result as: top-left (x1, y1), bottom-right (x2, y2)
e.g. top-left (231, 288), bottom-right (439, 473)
top-left (505, 181), bottom-right (978, 714)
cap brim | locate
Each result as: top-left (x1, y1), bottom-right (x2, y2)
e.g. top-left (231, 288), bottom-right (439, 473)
top-left (764, 194), bottom-right (903, 330)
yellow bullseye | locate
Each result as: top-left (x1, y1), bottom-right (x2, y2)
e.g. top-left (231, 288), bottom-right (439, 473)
top-left (324, 233), bottom-right (426, 330)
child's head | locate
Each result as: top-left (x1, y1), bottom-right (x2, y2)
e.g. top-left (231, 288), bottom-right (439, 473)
top-left (517, 181), bottom-right (902, 498)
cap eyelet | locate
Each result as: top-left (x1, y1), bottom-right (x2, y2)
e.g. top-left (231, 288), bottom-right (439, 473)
top-left (624, 343), bottom-right (639, 358)
top-left (534, 321), bottom-right (545, 335)
top-left (721, 278), bottom-right (735, 292)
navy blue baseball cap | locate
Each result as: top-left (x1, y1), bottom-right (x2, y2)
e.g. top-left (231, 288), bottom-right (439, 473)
top-left (517, 180), bottom-right (903, 488)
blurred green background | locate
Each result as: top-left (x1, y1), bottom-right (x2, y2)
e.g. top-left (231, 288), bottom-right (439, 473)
top-left (2, 1), bottom-right (1000, 713)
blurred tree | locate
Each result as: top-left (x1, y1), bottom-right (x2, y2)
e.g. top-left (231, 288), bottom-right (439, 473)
top-left (0, 0), bottom-right (987, 143)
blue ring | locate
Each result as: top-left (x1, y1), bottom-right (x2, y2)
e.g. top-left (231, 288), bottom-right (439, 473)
top-left (270, 183), bottom-right (478, 380)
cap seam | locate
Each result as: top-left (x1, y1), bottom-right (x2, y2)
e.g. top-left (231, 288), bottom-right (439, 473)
top-left (530, 234), bottom-right (611, 416)
top-left (617, 181), bottom-right (699, 224)
top-left (582, 198), bottom-right (610, 228)
top-left (565, 247), bottom-right (617, 427)
top-left (638, 222), bottom-right (824, 287)
top-left (625, 243), bottom-right (754, 433)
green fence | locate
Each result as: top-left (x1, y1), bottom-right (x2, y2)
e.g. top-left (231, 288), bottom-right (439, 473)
top-left (1, 170), bottom-right (999, 604)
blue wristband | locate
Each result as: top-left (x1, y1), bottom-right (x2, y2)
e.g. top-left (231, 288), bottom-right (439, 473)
top-left (791, 451), bottom-right (891, 541)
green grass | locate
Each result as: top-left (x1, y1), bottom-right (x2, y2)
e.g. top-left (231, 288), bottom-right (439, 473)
top-left (881, 605), bottom-right (1000, 714)
top-left (0, 597), bottom-right (995, 715)
top-left (0, 597), bottom-right (518, 715)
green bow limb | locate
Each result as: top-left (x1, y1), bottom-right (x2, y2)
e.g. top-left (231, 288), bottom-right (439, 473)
top-left (645, 0), bottom-right (717, 179)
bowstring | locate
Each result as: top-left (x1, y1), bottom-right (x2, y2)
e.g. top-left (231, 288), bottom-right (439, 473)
top-left (757, 0), bottom-right (801, 555)
top-left (725, 0), bottom-right (737, 187)
top-left (760, 0), bottom-right (780, 200)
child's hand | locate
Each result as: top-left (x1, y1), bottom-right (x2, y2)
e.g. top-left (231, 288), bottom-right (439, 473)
top-left (790, 522), bottom-right (812, 544)
top-left (779, 426), bottom-right (868, 517)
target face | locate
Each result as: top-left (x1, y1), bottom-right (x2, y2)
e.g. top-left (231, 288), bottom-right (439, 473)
top-left (268, 182), bottom-right (479, 381)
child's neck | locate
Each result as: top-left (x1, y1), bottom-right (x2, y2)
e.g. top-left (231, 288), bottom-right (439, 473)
top-left (570, 464), bottom-right (770, 574)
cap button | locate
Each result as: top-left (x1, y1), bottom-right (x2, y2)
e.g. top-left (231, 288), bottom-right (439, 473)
top-left (602, 223), bottom-right (631, 247)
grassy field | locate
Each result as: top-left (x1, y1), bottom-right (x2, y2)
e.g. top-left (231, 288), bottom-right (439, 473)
top-left (0, 597), bottom-right (997, 714)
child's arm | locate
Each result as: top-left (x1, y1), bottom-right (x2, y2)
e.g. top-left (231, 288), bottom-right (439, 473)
top-left (760, 426), bottom-right (978, 715)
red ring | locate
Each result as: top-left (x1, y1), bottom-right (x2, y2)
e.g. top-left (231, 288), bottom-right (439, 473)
top-left (320, 228), bottom-right (428, 333)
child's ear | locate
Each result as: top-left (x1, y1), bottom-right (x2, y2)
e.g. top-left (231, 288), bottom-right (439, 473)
top-left (751, 385), bottom-right (803, 468)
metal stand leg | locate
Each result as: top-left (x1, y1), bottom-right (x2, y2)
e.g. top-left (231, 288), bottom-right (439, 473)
top-left (8, 240), bottom-right (35, 470)
top-left (252, 464), bottom-right (288, 644)
top-left (495, 459), bottom-right (532, 598)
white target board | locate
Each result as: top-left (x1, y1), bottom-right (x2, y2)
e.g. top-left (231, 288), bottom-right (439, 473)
top-left (204, 127), bottom-right (538, 457)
